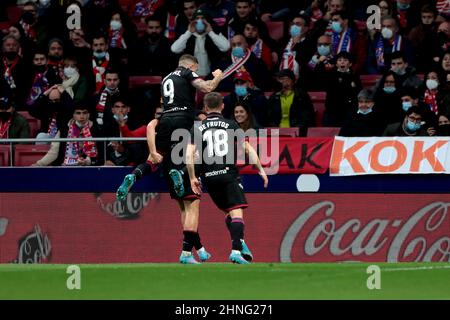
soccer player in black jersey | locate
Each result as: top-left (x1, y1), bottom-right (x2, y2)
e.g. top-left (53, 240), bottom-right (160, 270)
top-left (116, 55), bottom-right (224, 264)
top-left (186, 92), bottom-right (268, 264)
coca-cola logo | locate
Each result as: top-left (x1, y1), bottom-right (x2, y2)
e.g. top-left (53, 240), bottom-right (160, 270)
top-left (12, 224), bottom-right (51, 264)
top-left (280, 201), bottom-right (450, 263)
top-left (0, 217), bottom-right (8, 236)
top-left (95, 193), bottom-right (159, 219)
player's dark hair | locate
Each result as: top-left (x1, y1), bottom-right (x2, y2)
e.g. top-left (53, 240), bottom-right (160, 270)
top-left (204, 92), bottom-right (223, 110)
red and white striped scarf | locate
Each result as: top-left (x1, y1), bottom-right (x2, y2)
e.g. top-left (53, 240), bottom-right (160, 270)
top-left (63, 120), bottom-right (97, 166)
top-left (224, 48), bottom-right (252, 79)
top-left (280, 38), bottom-right (300, 79)
top-left (250, 39), bottom-right (263, 59)
top-left (424, 89), bottom-right (439, 115)
top-left (109, 27), bottom-right (126, 49)
top-left (92, 53), bottom-right (110, 94)
top-left (164, 14), bottom-right (177, 42)
top-left (0, 117), bottom-right (12, 139)
top-left (3, 57), bottom-right (19, 89)
top-left (437, 0), bottom-right (450, 16)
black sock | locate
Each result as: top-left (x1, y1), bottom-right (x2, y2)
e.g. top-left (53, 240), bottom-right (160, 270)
top-left (182, 231), bottom-right (197, 252)
top-left (132, 161), bottom-right (152, 180)
top-left (193, 231), bottom-right (203, 250)
top-left (230, 218), bottom-right (244, 251)
top-left (225, 215), bottom-right (232, 231)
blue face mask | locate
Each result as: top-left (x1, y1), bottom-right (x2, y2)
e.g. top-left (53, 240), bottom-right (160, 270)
top-left (195, 19), bottom-right (206, 33)
top-left (232, 46), bottom-right (245, 58)
top-left (235, 85), bottom-right (248, 97)
top-left (113, 114), bottom-right (128, 121)
top-left (402, 101), bottom-right (412, 112)
top-left (383, 87), bottom-right (396, 94)
top-left (331, 21), bottom-right (343, 34)
top-left (406, 119), bottom-right (421, 132)
top-left (290, 25), bottom-right (302, 38)
top-left (397, 1), bottom-right (410, 11)
top-left (317, 45), bottom-right (330, 56)
top-left (94, 51), bottom-right (106, 59)
top-left (357, 108), bottom-right (373, 115)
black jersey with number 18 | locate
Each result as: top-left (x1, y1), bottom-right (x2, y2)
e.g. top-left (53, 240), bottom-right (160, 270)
top-left (161, 67), bottom-right (200, 117)
top-left (191, 112), bottom-right (243, 182)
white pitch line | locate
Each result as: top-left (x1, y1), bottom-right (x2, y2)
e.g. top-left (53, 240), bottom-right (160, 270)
top-left (383, 265), bottom-right (450, 272)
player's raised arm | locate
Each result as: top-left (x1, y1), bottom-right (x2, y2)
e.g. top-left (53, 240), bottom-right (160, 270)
top-left (192, 69), bottom-right (223, 93)
top-left (146, 119), bottom-right (163, 164)
top-left (244, 141), bottom-right (268, 188)
top-left (186, 143), bottom-right (202, 195)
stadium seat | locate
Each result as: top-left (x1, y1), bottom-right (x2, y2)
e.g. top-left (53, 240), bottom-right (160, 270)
top-left (17, 111), bottom-right (41, 138)
top-left (0, 22), bottom-right (10, 32)
top-left (0, 145), bottom-right (11, 167)
top-left (128, 76), bottom-right (162, 89)
top-left (309, 92), bottom-right (326, 127)
top-left (13, 145), bottom-right (50, 167)
top-left (307, 127), bottom-right (341, 137)
top-left (265, 21), bottom-right (285, 41)
top-left (360, 74), bottom-right (381, 88)
top-left (266, 127), bottom-right (299, 137)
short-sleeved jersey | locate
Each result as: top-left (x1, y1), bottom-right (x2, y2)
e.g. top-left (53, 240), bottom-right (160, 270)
top-left (190, 112), bottom-right (243, 182)
top-left (161, 67), bottom-right (200, 117)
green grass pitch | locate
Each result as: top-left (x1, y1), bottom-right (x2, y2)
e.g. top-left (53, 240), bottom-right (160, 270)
top-left (0, 263), bottom-right (449, 300)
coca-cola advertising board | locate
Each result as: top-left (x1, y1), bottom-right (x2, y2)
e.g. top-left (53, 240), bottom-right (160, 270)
top-left (0, 193), bottom-right (448, 263)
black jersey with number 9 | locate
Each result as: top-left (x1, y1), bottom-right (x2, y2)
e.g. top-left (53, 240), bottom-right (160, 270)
top-left (161, 67), bottom-right (200, 117)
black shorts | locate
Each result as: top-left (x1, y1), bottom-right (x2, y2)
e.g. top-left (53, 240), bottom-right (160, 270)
top-left (156, 114), bottom-right (193, 154)
top-left (205, 177), bottom-right (248, 212)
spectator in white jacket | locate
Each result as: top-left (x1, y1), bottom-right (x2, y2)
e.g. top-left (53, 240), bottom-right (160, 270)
top-left (171, 9), bottom-right (230, 77)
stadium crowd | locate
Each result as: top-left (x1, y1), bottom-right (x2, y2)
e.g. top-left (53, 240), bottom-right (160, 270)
top-left (1, 0), bottom-right (450, 166)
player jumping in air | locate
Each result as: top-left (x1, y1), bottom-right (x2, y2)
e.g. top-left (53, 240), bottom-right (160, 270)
top-left (116, 55), bottom-right (224, 264)
top-left (186, 92), bottom-right (268, 264)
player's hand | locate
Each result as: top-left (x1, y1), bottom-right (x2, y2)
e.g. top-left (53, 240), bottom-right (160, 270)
top-left (212, 69), bottom-right (223, 79)
top-left (259, 170), bottom-right (268, 188)
top-left (150, 152), bottom-right (163, 164)
top-left (191, 178), bottom-right (202, 195)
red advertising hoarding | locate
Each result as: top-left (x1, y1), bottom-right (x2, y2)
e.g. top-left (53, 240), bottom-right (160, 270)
top-left (0, 193), bottom-right (448, 263)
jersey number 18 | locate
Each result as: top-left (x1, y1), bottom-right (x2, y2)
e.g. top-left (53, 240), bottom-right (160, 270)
top-left (203, 130), bottom-right (229, 157)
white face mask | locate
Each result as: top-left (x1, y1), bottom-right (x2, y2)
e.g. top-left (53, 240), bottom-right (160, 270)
top-left (426, 79), bottom-right (439, 90)
top-left (382, 27), bottom-right (394, 39)
top-left (110, 20), bottom-right (122, 31)
top-left (64, 66), bottom-right (78, 78)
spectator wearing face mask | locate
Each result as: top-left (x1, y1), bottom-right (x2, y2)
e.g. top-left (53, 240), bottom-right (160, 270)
top-left (394, 0), bottom-right (418, 34)
top-left (0, 95), bottom-right (30, 143)
top-left (324, 51), bottom-right (361, 127)
top-left (421, 70), bottom-right (449, 117)
top-left (389, 51), bottom-right (422, 91)
top-left (383, 105), bottom-right (428, 136)
top-left (59, 56), bottom-right (88, 104)
top-left (198, 0), bottom-right (235, 36)
top-left (1, 35), bottom-right (30, 106)
top-left (408, 5), bottom-right (440, 73)
top-left (34, 103), bottom-right (99, 166)
top-left (26, 49), bottom-right (60, 108)
top-left (307, 35), bottom-right (335, 90)
top-left (399, 87), bottom-right (436, 135)
top-left (218, 35), bottom-right (272, 92)
top-left (339, 89), bottom-right (385, 137)
top-left (29, 86), bottom-right (74, 141)
top-left (367, 15), bottom-right (414, 74)
top-left (280, 12), bottom-right (315, 85)
top-left (176, 0), bottom-right (198, 38)
top-left (434, 22), bottom-right (450, 64)
top-left (223, 70), bottom-right (268, 127)
top-left (171, 9), bottom-right (230, 77)
top-left (131, 15), bottom-right (176, 76)
top-left (90, 33), bottom-right (115, 95)
top-left (104, 98), bottom-right (148, 167)
top-left (433, 113), bottom-right (450, 136)
top-left (107, 10), bottom-right (136, 57)
top-left (374, 71), bottom-right (403, 127)
top-left (47, 38), bottom-right (65, 83)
